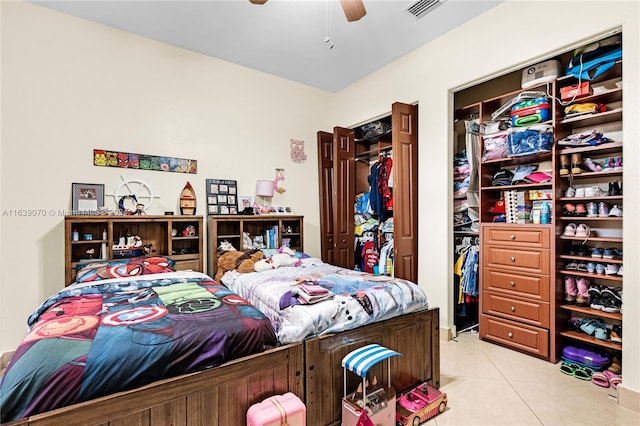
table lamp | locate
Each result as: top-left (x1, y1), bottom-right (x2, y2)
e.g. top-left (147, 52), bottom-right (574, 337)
top-left (256, 180), bottom-right (274, 213)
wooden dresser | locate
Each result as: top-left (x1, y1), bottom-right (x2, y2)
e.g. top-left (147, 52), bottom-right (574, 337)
top-left (479, 224), bottom-right (552, 359)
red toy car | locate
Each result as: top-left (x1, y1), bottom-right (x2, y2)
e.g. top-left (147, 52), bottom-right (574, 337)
top-left (396, 382), bottom-right (447, 426)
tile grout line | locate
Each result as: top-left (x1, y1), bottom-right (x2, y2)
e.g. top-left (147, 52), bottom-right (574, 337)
top-left (478, 344), bottom-right (545, 426)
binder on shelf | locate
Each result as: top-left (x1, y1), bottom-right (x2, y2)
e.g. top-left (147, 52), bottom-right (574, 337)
top-left (503, 190), bottom-right (518, 224)
top-left (516, 191), bottom-right (532, 223)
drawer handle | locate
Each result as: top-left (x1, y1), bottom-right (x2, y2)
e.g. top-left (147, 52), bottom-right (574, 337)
top-left (510, 256), bottom-right (516, 262)
top-left (510, 235), bottom-right (516, 240)
top-left (509, 281), bottom-right (516, 287)
top-left (510, 306), bottom-right (515, 312)
top-left (508, 332), bottom-right (513, 338)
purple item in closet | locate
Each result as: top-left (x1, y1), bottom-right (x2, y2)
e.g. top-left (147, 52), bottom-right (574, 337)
top-left (562, 345), bottom-right (610, 367)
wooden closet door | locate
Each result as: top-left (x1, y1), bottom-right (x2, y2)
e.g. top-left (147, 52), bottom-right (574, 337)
top-left (332, 127), bottom-right (355, 269)
top-left (317, 131), bottom-right (335, 264)
top-left (391, 102), bottom-right (418, 282)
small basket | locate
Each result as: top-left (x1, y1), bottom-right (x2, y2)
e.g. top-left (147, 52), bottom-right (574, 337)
top-left (360, 122), bottom-right (392, 140)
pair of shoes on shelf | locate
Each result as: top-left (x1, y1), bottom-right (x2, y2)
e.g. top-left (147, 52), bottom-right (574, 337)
top-left (563, 203), bottom-right (588, 216)
top-left (563, 223), bottom-right (592, 238)
top-left (578, 318), bottom-right (608, 340)
top-left (610, 326), bottom-right (622, 344)
top-left (602, 248), bottom-right (623, 259)
top-left (589, 285), bottom-right (622, 313)
top-left (560, 154), bottom-right (590, 175)
top-left (608, 181), bottom-right (622, 195)
top-left (583, 157), bottom-right (603, 172)
top-left (569, 245), bottom-right (590, 257)
top-left (564, 276), bottom-right (591, 306)
top-left (585, 186), bottom-right (607, 197)
top-left (609, 205), bottom-right (623, 217)
top-left (602, 157), bottom-right (623, 172)
top-left (598, 202), bottom-right (610, 217)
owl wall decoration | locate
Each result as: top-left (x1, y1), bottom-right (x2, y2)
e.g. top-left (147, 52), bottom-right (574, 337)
top-left (290, 139), bottom-right (307, 163)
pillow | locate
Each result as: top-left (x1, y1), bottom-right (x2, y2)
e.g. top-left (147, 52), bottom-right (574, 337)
top-left (75, 256), bottom-right (176, 283)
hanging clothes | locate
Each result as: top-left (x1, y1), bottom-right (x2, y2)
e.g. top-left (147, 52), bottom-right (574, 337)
top-left (367, 155), bottom-right (392, 220)
top-left (454, 238), bottom-right (480, 298)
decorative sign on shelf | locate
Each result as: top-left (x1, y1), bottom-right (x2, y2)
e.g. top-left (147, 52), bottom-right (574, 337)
top-left (206, 179), bottom-right (237, 215)
top-left (94, 149), bottom-right (197, 174)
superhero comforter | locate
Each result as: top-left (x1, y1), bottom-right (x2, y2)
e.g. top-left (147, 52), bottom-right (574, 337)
top-left (0, 270), bottom-right (277, 422)
top-left (222, 258), bottom-right (428, 344)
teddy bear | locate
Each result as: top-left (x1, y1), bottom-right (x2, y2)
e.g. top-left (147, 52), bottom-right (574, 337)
top-left (254, 246), bottom-right (301, 272)
top-left (215, 249), bottom-right (264, 281)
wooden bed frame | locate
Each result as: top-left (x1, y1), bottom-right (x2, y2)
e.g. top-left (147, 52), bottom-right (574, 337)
top-left (5, 308), bottom-right (439, 426)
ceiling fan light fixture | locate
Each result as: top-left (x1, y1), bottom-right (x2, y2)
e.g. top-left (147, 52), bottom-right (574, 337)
top-left (249, 0), bottom-right (268, 4)
top-left (339, 0), bottom-right (367, 22)
top-left (403, 0), bottom-right (446, 19)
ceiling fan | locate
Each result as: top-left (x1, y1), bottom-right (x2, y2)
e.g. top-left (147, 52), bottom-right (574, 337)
top-left (249, 0), bottom-right (367, 22)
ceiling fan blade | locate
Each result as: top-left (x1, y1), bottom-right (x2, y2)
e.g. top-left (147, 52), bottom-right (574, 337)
top-left (339, 0), bottom-right (367, 22)
top-left (249, 0), bottom-right (268, 4)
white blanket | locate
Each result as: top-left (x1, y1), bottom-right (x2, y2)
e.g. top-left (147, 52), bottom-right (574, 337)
top-left (222, 258), bottom-right (428, 344)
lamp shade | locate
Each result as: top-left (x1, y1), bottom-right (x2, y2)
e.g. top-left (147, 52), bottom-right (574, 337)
top-left (256, 180), bottom-right (274, 197)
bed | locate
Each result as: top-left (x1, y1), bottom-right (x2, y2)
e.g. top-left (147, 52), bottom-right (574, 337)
top-left (0, 261), bottom-right (282, 424)
top-left (222, 256), bottom-right (440, 425)
top-left (2, 257), bottom-right (439, 426)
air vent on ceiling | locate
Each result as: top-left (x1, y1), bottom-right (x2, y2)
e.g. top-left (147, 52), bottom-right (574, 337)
top-left (403, 0), bottom-right (446, 19)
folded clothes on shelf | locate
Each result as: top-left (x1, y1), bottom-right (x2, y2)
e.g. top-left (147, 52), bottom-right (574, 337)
top-left (558, 130), bottom-right (612, 146)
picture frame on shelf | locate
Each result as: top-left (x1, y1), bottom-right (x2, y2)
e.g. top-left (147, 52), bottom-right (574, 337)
top-left (206, 178), bottom-right (237, 215)
top-left (239, 196), bottom-right (253, 211)
top-left (71, 183), bottom-right (104, 214)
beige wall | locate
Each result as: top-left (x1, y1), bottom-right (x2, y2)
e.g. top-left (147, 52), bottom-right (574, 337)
top-left (1, 0), bottom-right (639, 400)
top-left (0, 1), bottom-right (328, 352)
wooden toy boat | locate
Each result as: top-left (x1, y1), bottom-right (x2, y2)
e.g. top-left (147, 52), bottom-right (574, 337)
top-left (179, 182), bottom-right (196, 215)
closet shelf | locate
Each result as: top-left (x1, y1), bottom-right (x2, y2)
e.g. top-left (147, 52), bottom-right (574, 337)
top-left (560, 330), bottom-right (622, 351)
top-left (557, 60), bottom-right (622, 82)
top-left (558, 141), bottom-right (623, 156)
top-left (481, 151), bottom-right (552, 166)
top-left (560, 108), bottom-right (623, 126)
top-left (558, 196), bottom-right (622, 202)
top-left (558, 270), bottom-right (623, 282)
top-left (560, 304), bottom-right (622, 321)
top-left (481, 182), bottom-right (552, 191)
top-left (558, 255), bottom-right (623, 264)
top-left (558, 236), bottom-right (623, 243)
top-left (558, 216), bottom-right (623, 222)
top-left (560, 170), bottom-right (622, 179)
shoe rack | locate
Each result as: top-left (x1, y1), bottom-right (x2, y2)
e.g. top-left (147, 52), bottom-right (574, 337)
top-left (453, 32), bottom-right (623, 364)
top-left (554, 55), bottom-right (623, 355)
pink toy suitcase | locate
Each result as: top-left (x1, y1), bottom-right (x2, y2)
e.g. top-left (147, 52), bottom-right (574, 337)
top-left (247, 392), bottom-right (306, 426)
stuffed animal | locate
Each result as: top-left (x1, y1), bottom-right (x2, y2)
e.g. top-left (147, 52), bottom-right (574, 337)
top-left (254, 246), bottom-right (301, 272)
top-left (215, 249), bottom-right (264, 281)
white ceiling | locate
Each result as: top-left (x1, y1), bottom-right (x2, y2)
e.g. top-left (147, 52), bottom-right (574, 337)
top-left (31, 0), bottom-right (502, 92)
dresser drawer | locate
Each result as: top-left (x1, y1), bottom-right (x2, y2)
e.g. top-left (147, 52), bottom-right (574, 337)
top-left (480, 314), bottom-right (549, 358)
top-left (482, 225), bottom-right (550, 248)
top-left (483, 246), bottom-right (549, 274)
top-left (482, 268), bottom-right (549, 301)
top-left (482, 292), bottom-right (550, 328)
top-left (172, 259), bottom-right (202, 272)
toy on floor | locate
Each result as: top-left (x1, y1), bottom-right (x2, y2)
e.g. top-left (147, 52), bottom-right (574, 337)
top-left (396, 381), bottom-right (447, 426)
top-left (341, 344), bottom-right (400, 426)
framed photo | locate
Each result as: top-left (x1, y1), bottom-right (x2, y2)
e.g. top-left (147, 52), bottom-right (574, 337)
top-left (72, 183), bottom-right (104, 214)
top-left (206, 178), bottom-right (237, 215)
top-left (239, 196), bottom-right (253, 210)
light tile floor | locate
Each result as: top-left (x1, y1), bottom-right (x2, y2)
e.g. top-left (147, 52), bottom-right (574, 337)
top-left (425, 332), bottom-right (640, 425)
